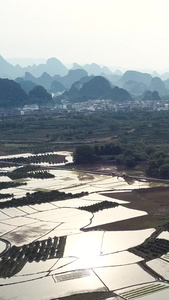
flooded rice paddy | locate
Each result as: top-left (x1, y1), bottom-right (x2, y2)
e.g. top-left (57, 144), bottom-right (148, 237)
top-left (0, 152), bottom-right (169, 299)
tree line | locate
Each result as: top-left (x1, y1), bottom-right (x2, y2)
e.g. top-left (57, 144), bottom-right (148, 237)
top-left (0, 190), bottom-right (88, 209)
top-left (73, 142), bottom-right (169, 180)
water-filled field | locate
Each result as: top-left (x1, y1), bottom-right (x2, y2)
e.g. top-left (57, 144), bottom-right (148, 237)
top-left (0, 152), bottom-right (169, 300)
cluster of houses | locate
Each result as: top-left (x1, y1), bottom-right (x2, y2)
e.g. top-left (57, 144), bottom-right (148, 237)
top-left (1, 99), bottom-right (169, 117)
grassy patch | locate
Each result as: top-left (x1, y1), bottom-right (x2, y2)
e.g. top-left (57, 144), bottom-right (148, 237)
top-left (77, 173), bottom-right (95, 181)
top-left (149, 182), bottom-right (169, 188)
top-left (62, 177), bottom-right (74, 181)
top-left (35, 188), bottom-right (51, 192)
top-left (96, 187), bottom-right (169, 230)
top-left (14, 178), bottom-right (29, 183)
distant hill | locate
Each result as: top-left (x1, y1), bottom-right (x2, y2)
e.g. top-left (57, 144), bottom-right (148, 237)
top-left (7, 57), bottom-right (47, 67)
top-left (119, 70), bottom-right (152, 87)
top-left (78, 75), bottom-right (95, 84)
top-left (164, 78), bottom-right (169, 91)
top-left (64, 81), bottom-right (83, 98)
top-left (2, 54), bottom-right (169, 98)
top-left (24, 72), bottom-right (53, 90)
top-left (152, 71), bottom-right (160, 77)
top-left (49, 81), bottom-right (65, 93)
top-left (59, 69), bottom-right (88, 88)
top-left (79, 76), bottom-right (112, 98)
top-left (26, 57), bottom-right (68, 77)
top-left (15, 78), bottom-right (36, 93)
top-left (29, 85), bottom-right (53, 106)
top-left (118, 71), bottom-right (167, 96)
top-left (0, 78), bottom-right (54, 109)
top-left (60, 76), bottom-right (131, 102)
top-left (0, 55), bottom-right (68, 79)
top-left (161, 72), bottom-right (169, 81)
top-left (0, 55), bottom-right (23, 78)
top-left (149, 77), bottom-right (166, 94)
top-left (102, 73), bottom-right (122, 85)
top-left (0, 78), bottom-right (28, 108)
top-left (108, 86), bottom-right (131, 101)
top-left (23, 69), bottom-right (88, 90)
top-left (123, 80), bottom-right (148, 95)
top-left (72, 62), bottom-right (112, 75)
top-left (23, 72), bottom-right (51, 91)
top-left (142, 90), bottom-right (161, 101)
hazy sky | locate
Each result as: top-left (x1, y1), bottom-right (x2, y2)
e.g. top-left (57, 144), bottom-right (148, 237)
top-left (0, 0), bottom-right (169, 71)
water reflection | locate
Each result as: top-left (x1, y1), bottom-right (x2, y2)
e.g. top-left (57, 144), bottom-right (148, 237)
top-left (51, 251), bottom-right (142, 274)
top-left (86, 206), bottom-right (147, 229)
top-left (64, 231), bottom-right (104, 258)
top-left (94, 264), bottom-right (155, 291)
top-left (0, 151), bottom-right (165, 299)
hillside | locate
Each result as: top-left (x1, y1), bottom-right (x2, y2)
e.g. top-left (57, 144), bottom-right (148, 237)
top-left (0, 79), bottom-right (53, 109)
top-left (72, 62), bottom-right (113, 75)
top-left (119, 70), bottom-right (152, 86)
top-left (1, 55), bottom-right (169, 99)
top-left (0, 78), bottom-right (28, 108)
top-left (79, 76), bottom-right (112, 98)
top-left (23, 69), bottom-right (88, 91)
top-left (0, 56), bottom-right (68, 79)
top-left (60, 76), bottom-right (131, 102)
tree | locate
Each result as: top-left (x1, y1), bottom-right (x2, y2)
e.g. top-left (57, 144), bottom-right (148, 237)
top-left (124, 155), bottom-right (136, 168)
top-left (73, 145), bottom-right (95, 164)
top-left (159, 164), bottom-right (169, 179)
top-left (146, 160), bottom-right (159, 177)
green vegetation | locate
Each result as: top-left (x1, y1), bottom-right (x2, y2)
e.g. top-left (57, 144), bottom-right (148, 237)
top-left (0, 78), bottom-right (28, 108)
top-left (2, 153), bottom-right (66, 164)
top-left (0, 181), bottom-right (26, 190)
top-left (73, 141), bottom-right (145, 169)
top-left (1, 109), bottom-right (169, 178)
top-left (79, 200), bottom-right (119, 213)
top-left (0, 190), bottom-right (88, 209)
top-left (73, 145), bottom-right (96, 164)
top-left (0, 112), bottom-right (114, 153)
top-left (129, 238), bottom-right (169, 260)
top-left (29, 85), bottom-right (53, 105)
top-left (0, 236), bottom-right (66, 278)
top-left (0, 193), bottom-right (13, 199)
top-left (27, 171), bottom-right (55, 179)
top-left (0, 78), bottom-right (53, 108)
top-left (146, 151), bottom-right (169, 179)
top-left (0, 109), bottom-right (166, 145)
top-left (71, 109), bottom-right (169, 179)
top-left (119, 284), bottom-right (169, 300)
top-left (6, 165), bottom-right (54, 180)
top-left (128, 210), bottom-right (169, 260)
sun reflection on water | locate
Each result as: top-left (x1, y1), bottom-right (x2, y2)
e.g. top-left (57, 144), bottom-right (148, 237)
top-left (64, 231), bottom-right (104, 258)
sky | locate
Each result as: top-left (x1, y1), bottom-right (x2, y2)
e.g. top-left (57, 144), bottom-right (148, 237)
top-left (0, 0), bottom-right (169, 72)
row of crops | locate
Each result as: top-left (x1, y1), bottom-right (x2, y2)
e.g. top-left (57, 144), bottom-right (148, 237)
top-left (0, 236), bottom-right (66, 278)
top-left (119, 283), bottom-right (169, 299)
